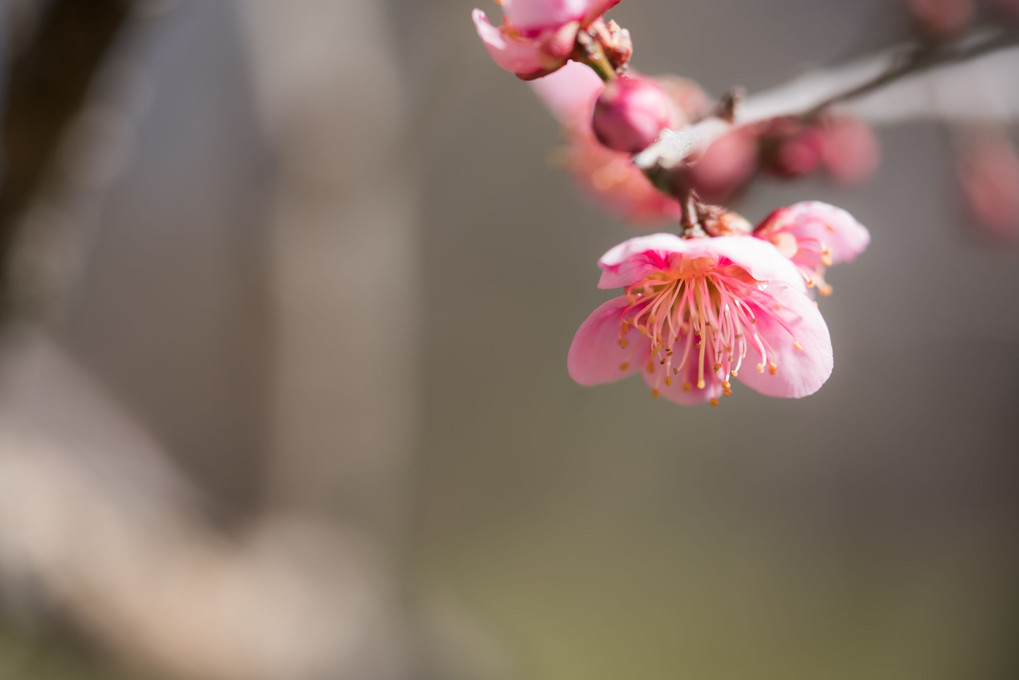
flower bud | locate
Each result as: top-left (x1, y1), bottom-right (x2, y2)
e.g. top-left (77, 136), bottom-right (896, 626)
top-left (906, 0), bottom-right (975, 39)
top-left (592, 76), bottom-right (671, 154)
top-left (819, 116), bottom-right (880, 184)
top-left (686, 128), bottom-right (758, 202)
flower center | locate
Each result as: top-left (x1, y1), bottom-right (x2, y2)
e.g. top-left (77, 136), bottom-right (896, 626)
top-left (616, 261), bottom-right (801, 401)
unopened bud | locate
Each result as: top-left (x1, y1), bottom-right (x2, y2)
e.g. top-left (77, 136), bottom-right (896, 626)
top-left (687, 128), bottom-right (758, 202)
top-left (906, 0), bottom-right (975, 39)
top-left (592, 76), bottom-right (671, 154)
top-left (820, 116), bottom-right (880, 184)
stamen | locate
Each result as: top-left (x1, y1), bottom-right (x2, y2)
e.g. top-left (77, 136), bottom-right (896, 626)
top-left (615, 260), bottom-right (806, 405)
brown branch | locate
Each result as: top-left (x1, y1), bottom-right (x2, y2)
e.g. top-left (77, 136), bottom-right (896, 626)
top-left (0, 0), bottom-right (134, 311)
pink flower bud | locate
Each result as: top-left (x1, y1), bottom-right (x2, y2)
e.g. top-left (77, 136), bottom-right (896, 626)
top-left (592, 76), bottom-right (671, 153)
top-left (772, 128), bottom-right (824, 178)
top-left (906, 0), bottom-right (975, 39)
top-left (819, 116), bottom-right (880, 184)
top-left (686, 128), bottom-right (759, 202)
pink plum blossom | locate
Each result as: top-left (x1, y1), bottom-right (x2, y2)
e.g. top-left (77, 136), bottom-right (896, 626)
top-left (472, 0), bottom-right (621, 80)
top-left (753, 201), bottom-right (870, 296)
top-left (531, 62), bottom-right (709, 223)
top-left (568, 233), bottom-right (834, 405)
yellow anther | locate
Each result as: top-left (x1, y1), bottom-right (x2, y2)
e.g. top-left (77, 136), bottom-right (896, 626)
top-left (768, 361), bottom-right (779, 375)
top-left (722, 381), bottom-right (733, 397)
top-left (730, 370), bottom-right (739, 378)
top-left (619, 337), bottom-right (629, 349)
top-left (646, 361), bottom-right (655, 374)
top-left (819, 284), bottom-right (833, 297)
top-left (651, 388), bottom-right (661, 398)
top-left (793, 340), bottom-right (803, 351)
top-left (710, 398), bottom-right (720, 407)
top-left (619, 362), bottom-right (629, 371)
top-left (697, 379), bottom-right (706, 389)
top-left (681, 381), bottom-right (692, 392)
top-left (756, 363), bottom-right (765, 374)
top-left (664, 376), bottom-right (673, 387)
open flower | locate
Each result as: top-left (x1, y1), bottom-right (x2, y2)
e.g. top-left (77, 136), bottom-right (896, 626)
top-left (568, 233), bottom-right (834, 405)
top-left (472, 0), bottom-right (621, 80)
top-left (753, 201), bottom-right (870, 295)
top-left (531, 62), bottom-right (709, 223)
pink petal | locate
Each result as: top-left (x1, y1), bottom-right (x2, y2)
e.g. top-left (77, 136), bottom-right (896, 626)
top-left (596, 234), bottom-right (804, 291)
top-left (734, 283), bottom-right (833, 398)
top-left (758, 201), bottom-right (870, 265)
top-left (568, 297), bottom-right (650, 385)
top-left (530, 60), bottom-right (604, 130)
top-left (502, 0), bottom-right (588, 33)
top-left (472, 9), bottom-right (560, 78)
top-left (698, 236), bottom-right (806, 290)
top-left (596, 233), bottom-right (687, 289)
top-left (642, 354), bottom-right (723, 405)
top-left (582, 0), bottom-right (623, 25)
top-left (559, 123), bottom-right (684, 224)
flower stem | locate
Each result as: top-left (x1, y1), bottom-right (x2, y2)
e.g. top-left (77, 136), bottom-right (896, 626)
top-left (574, 31), bottom-right (617, 82)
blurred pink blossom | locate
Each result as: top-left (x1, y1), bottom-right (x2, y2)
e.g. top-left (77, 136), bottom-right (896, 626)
top-left (568, 232), bottom-right (833, 405)
top-left (957, 134), bottom-right (1019, 241)
top-left (532, 62), bottom-right (709, 223)
top-left (992, 0), bottom-right (1019, 17)
top-left (686, 127), bottom-right (760, 202)
top-left (906, 0), bottom-right (975, 39)
top-left (754, 201), bottom-right (871, 295)
top-left (689, 115), bottom-right (879, 202)
top-left (472, 0), bottom-right (621, 79)
top-left (819, 116), bottom-right (881, 184)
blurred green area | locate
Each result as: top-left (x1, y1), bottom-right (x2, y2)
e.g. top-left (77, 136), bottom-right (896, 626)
top-left (0, 621), bottom-right (133, 680)
top-left (420, 508), bottom-right (1018, 680)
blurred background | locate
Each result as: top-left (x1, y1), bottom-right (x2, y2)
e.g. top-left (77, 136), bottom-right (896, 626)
top-left (1, 0), bottom-right (1018, 679)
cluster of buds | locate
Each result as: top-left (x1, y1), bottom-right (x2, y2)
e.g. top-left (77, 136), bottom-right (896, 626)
top-left (682, 114), bottom-right (881, 203)
top-left (472, 0), bottom-right (873, 406)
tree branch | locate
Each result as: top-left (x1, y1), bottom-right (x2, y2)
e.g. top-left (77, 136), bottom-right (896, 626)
top-left (634, 25), bottom-right (1019, 178)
